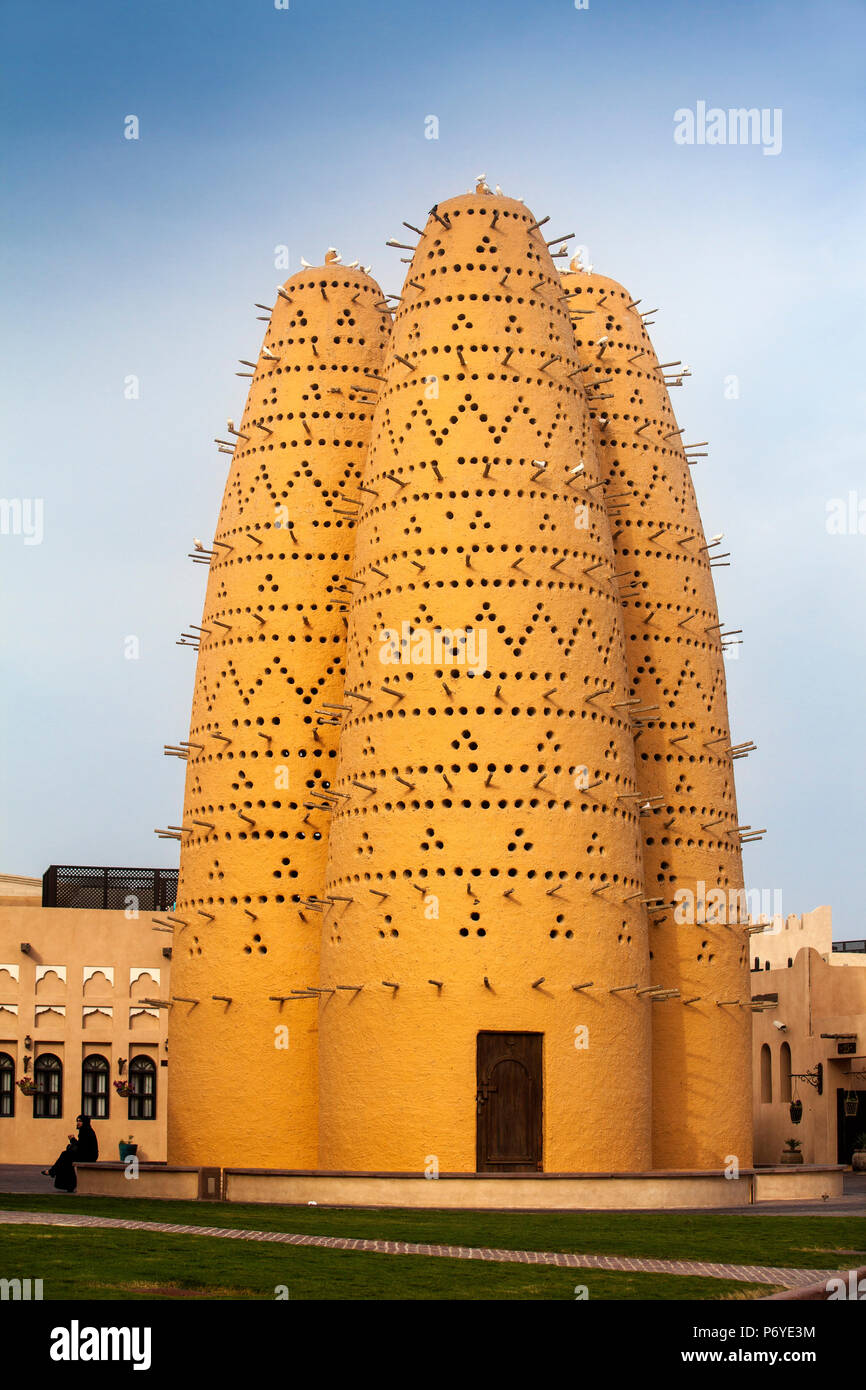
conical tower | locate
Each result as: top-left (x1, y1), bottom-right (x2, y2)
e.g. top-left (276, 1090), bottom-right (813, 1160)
top-left (167, 256), bottom-right (390, 1168)
top-left (560, 261), bottom-right (753, 1169)
top-left (317, 195), bottom-right (653, 1174)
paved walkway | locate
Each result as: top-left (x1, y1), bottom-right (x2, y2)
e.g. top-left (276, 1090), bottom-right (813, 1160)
top-left (0, 1209), bottom-right (842, 1287)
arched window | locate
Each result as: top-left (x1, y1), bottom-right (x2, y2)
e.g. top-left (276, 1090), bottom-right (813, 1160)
top-left (780, 1042), bottom-right (792, 1103)
top-left (760, 1043), bottom-right (773, 1103)
top-left (82, 1054), bottom-right (110, 1119)
top-left (753, 958), bottom-right (760, 971)
top-left (128, 1055), bottom-right (156, 1120)
top-left (34, 1053), bottom-right (62, 1118)
top-left (0, 1053), bottom-right (14, 1117)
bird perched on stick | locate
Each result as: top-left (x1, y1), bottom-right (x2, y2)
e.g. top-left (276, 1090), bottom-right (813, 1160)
top-left (193, 538), bottom-right (206, 551)
top-left (325, 247), bottom-right (342, 264)
top-left (300, 256), bottom-right (313, 268)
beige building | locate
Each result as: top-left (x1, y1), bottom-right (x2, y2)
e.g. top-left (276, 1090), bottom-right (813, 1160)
top-left (750, 904), bottom-right (864, 971)
top-left (750, 906), bottom-right (866, 1166)
top-left (0, 871), bottom-right (171, 1165)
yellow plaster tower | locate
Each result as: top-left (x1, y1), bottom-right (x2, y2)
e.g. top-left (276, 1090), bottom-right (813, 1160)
top-left (318, 195), bottom-right (653, 1173)
top-left (167, 258), bottom-right (390, 1168)
top-left (167, 191), bottom-right (754, 1180)
top-left (560, 263), bottom-right (753, 1169)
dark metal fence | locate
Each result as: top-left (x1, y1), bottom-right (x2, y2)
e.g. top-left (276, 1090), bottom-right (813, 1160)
top-left (42, 865), bottom-right (178, 912)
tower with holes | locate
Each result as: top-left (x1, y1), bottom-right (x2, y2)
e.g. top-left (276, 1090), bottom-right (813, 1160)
top-left (167, 194), bottom-right (753, 1176)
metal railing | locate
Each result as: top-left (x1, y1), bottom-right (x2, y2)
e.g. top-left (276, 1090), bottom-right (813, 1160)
top-left (42, 865), bottom-right (178, 912)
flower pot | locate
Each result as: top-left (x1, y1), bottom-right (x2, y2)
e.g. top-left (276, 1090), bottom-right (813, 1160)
top-left (852, 1150), bottom-right (866, 1173)
top-left (780, 1151), bottom-right (804, 1165)
top-left (118, 1143), bottom-right (138, 1161)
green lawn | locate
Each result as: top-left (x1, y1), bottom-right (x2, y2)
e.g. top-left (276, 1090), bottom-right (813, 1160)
top-left (0, 1193), bottom-right (862, 1271)
top-left (0, 1225), bottom-right (778, 1300)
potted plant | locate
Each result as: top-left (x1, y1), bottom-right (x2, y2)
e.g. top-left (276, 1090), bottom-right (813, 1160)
top-left (852, 1133), bottom-right (866, 1174)
top-left (16, 1076), bottom-right (39, 1096)
top-left (789, 1098), bottom-right (803, 1124)
top-left (113, 1079), bottom-right (136, 1099)
top-left (118, 1135), bottom-right (138, 1161)
top-left (781, 1137), bottom-right (804, 1165)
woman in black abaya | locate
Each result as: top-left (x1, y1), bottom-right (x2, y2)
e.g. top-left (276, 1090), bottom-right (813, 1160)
top-left (43, 1115), bottom-right (99, 1192)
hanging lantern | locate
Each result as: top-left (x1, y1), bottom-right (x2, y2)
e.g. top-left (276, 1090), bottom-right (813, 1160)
top-left (844, 1092), bottom-right (859, 1118)
top-left (789, 1098), bottom-right (803, 1124)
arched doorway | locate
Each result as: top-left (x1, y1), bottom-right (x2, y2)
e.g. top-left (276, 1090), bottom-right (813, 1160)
top-left (476, 1032), bottom-right (543, 1172)
top-left (837, 1088), bottom-right (866, 1163)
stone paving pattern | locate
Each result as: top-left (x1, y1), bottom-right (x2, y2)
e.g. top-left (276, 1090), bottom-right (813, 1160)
top-left (0, 1209), bottom-right (841, 1287)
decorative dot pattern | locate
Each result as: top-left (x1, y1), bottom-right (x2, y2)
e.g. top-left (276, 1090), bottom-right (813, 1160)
top-left (167, 200), bottom-right (754, 1178)
top-left (560, 264), bottom-right (752, 1169)
top-left (168, 264), bottom-right (390, 1169)
top-left (318, 196), bottom-right (653, 1173)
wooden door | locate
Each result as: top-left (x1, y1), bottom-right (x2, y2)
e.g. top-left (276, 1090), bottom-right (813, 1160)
top-left (476, 1032), bottom-right (543, 1172)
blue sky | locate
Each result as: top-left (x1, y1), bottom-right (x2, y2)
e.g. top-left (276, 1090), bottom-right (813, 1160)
top-left (2, 0), bottom-right (864, 936)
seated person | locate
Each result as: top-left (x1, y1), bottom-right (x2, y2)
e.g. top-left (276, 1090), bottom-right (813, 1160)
top-left (43, 1114), bottom-right (98, 1192)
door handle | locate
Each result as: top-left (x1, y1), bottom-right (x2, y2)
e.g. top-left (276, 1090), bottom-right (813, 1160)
top-left (475, 1084), bottom-right (498, 1111)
